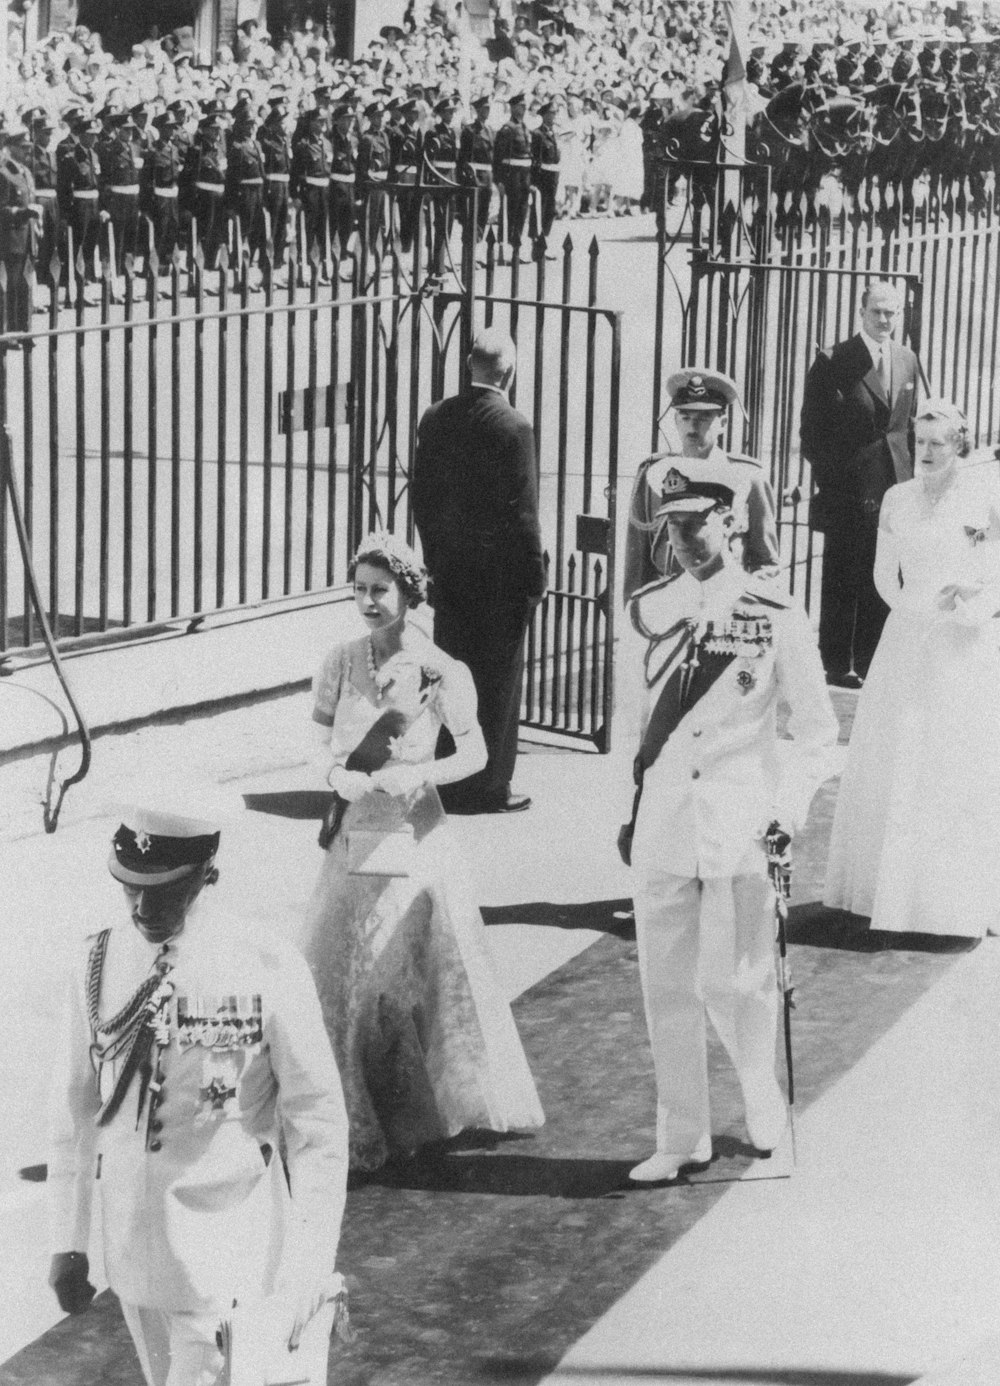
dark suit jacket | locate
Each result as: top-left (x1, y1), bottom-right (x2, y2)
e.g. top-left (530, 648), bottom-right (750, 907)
top-left (412, 385), bottom-right (547, 607)
top-left (800, 334), bottom-right (920, 532)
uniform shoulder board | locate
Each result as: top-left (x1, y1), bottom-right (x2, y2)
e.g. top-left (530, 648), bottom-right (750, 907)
top-left (727, 452), bottom-right (763, 470)
top-left (739, 577), bottom-right (793, 610)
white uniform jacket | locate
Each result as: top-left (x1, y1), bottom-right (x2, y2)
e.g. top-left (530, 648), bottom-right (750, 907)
top-left (629, 565), bottom-right (838, 879)
top-left (48, 908), bottom-right (349, 1313)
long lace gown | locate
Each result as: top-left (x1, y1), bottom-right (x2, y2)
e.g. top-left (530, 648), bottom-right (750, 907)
top-left (298, 636), bottom-right (544, 1170)
top-left (824, 465), bottom-right (1000, 936)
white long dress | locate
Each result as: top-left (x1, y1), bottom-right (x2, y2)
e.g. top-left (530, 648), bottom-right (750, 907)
top-left (824, 464), bottom-right (1000, 936)
top-left (298, 637), bottom-right (544, 1170)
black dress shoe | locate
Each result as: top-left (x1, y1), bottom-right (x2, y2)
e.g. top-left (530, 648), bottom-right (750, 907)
top-left (480, 790), bottom-right (532, 813)
top-left (825, 670), bottom-right (863, 690)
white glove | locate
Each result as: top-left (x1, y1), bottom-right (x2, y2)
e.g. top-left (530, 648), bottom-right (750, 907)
top-left (370, 763), bottom-right (426, 797)
top-left (327, 767), bottom-right (371, 801)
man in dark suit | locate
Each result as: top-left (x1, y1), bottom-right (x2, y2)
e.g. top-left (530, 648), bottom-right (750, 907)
top-left (800, 280), bottom-right (921, 686)
top-left (413, 328), bottom-right (546, 813)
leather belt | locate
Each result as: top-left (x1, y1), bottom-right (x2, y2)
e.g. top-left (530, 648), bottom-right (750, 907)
top-left (108, 184), bottom-right (140, 194)
top-left (504, 157), bottom-right (532, 167)
top-left (195, 180), bottom-right (225, 192)
top-left (265, 172), bottom-right (290, 181)
top-left (304, 175), bottom-right (329, 186)
top-left (239, 177), bottom-right (264, 185)
top-left (73, 189), bottom-right (99, 199)
top-left (153, 186), bottom-right (179, 197)
top-left (329, 172), bottom-right (355, 183)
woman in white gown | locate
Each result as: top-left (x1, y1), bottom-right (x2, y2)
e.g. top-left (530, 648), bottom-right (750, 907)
top-left (824, 400), bottom-right (1000, 937)
top-left (299, 532), bottom-right (544, 1170)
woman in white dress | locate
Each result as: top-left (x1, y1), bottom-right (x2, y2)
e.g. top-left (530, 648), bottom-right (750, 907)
top-left (824, 400), bottom-right (1000, 937)
top-left (299, 532), bottom-right (544, 1170)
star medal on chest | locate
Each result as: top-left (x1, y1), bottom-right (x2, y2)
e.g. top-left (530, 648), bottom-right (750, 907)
top-left (200, 1072), bottom-right (238, 1112)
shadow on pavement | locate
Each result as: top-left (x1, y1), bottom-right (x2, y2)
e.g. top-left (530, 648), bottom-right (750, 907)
top-left (481, 899), bottom-right (635, 938)
top-left (788, 903), bottom-right (983, 954)
top-left (242, 789), bottom-right (333, 819)
top-left (477, 1366), bottom-right (917, 1384)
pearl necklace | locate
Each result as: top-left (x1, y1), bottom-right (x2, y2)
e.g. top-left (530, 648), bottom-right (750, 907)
top-left (366, 636), bottom-right (382, 699)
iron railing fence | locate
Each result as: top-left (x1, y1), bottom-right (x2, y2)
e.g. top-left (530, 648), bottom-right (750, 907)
top-left (652, 170), bottom-right (1000, 609)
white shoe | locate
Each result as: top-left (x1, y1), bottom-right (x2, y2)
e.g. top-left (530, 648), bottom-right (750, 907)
top-left (629, 1136), bottom-right (712, 1184)
top-left (745, 1084), bottom-right (788, 1153)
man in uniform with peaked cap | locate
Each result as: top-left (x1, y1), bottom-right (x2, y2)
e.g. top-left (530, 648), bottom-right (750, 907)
top-left (621, 454), bottom-right (836, 1182)
top-left (47, 792), bottom-right (350, 1386)
top-left (624, 367), bottom-right (780, 602)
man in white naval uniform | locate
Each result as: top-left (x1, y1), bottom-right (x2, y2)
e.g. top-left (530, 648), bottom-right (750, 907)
top-left (623, 367), bottom-right (781, 602)
top-left (621, 455), bottom-right (837, 1183)
top-left (47, 802), bottom-right (350, 1386)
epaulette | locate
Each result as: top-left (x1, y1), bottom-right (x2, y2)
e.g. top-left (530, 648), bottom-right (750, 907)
top-left (727, 452), bottom-right (763, 470)
top-left (738, 577), bottom-right (793, 610)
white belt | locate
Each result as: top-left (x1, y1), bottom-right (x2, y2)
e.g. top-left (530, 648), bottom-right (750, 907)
top-left (35, 187), bottom-right (57, 197)
top-left (468, 162), bottom-right (493, 172)
top-left (265, 172), bottom-right (290, 181)
top-left (108, 183), bottom-right (139, 194)
top-left (431, 162), bottom-right (456, 171)
top-left (504, 158), bottom-right (532, 167)
top-left (539, 162), bottom-right (560, 171)
top-left (304, 175), bottom-right (329, 187)
top-left (73, 189), bottom-right (99, 199)
top-left (239, 177), bottom-right (264, 185)
top-left (154, 186), bottom-right (179, 197)
top-left (195, 180), bottom-right (225, 192)
top-left (329, 172), bottom-right (355, 184)
top-left (395, 164), bottom-right (417, 172)
top-left (367, 170), bottom-right (388, 181)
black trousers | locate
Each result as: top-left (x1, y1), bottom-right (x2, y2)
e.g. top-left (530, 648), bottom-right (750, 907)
top-left (107, 189), bottom-right (141, 272)
top-left (817, 518), bottom-right (888, 677)
top-left (503, 174), bottom-right (530, 248)
top-left (0, 254), bottom-right (32, 332)
top-left (533, 172), bottom-right (558, 239)
top-left (149, 194), bottom-right (179, 266)
top-left (263, 186), bottom-right (289, 263)
top-left (194, 187), bottom-right (227, 268)
top-left (232, 188), bottom-right (265, 263)
top-left (328, 181), bottom-right (356, 256)
top-left (432, 592), bottom-right (531, 803)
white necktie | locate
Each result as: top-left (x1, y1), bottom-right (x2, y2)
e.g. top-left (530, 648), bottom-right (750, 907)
top-left (877, 346), bottom-right (889, 393)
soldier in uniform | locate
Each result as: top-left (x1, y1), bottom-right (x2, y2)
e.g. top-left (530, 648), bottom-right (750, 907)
top-left (458, 93), bottom-right (494, 246)
top-left (191, 103), bottom-right (230, 270)
top-left (26, 112), bottom-right (60, 289)
top-left (390, 96), bottom-right (423, 255)
top-left (259, 95), bottom-right (292, 269)
top-left (623, 368), bottom-right (781, 602)
top-left (58, 116), bottom-right (102, 284)
top-left (226, 101), bottom-right (267, 268)
top-left (494, 90), bottom-right (533, 262)
top-left (620, 456), bottom-right (837, 1182)
top-left (423, 93), bottom-right (459, 276)
top-left (142, 110), bottom-right (184, 270)
top-left (292, 105), bottom-right (332, 272)
top-left (530, 98), bottom-right (560, 253)
top-left (47, 798), bottom-right (350, 1386)
top-left (100, 110), bottom-right (144, 275)
top-left (0, 126), bottom-right (41, 335)
top-left (327, 101), bottom-right (357, 265)
top-left (355, 99), bottom-right (391, 254)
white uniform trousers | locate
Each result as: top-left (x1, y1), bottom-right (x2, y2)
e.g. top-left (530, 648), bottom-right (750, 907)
top-left (120, 1303), bottom-right (222, 1386)
top-left (632, 867), bottom-right (779, 1155)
